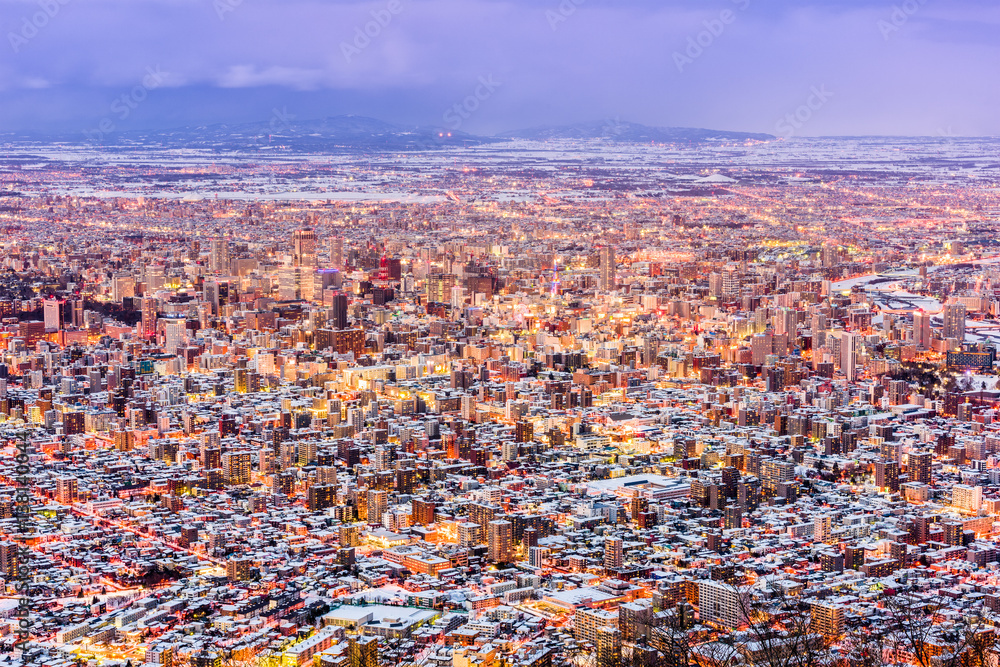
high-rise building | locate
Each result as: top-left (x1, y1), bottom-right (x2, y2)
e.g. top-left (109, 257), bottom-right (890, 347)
top-left (307, 484), bottom-right (337, 511)
top-left (698, 580), bottom-right (744, 629)
top-left (163, 319), bottom-right (187, 354)
top-left (841, 332), bottom-right (858, 382)
top-left (943, 302), bottom-right (967, 342)
top-left (221, 451), bottom-right (251, 485)
top-left (141, 296), bottom-right (158, 340)
top-left (426, 273), bottom-right (457, 304)
top-left (751, 332), bottom-right (772, 366)
top-left (367, 489), bottom-right (387, 524)
top-left (411, 499), bottom-right (436, 526)
top-left (226, 557), bottom-right (253, 581)
top-left (913, 309), bottom-right (932, 350)
top-left (330, 235), bottom-right (344, 270)
top-left (529, 546), bottom-right (549, 569)
top-left (811, 602), bottom-right (844, 639)
top-left (210, 235), bottom-right (230, 274)
top-left (775, 307), bottom-right (797, 337)
top-left (349, 636), bottom-right (378, 667)
top-left (821, 245), bottom-right (841, 267)
top-left (575, 607), bottom-right (619, 646)
top-left (488, 519), bottom-right (513, 563)
top-left (293, 228), bottom-right (318, 268)
top-left (0, 541), bottom-right (19, 578)
top-left (599, 245), bottom-right (616, 291)
top-left (330, 291), bottom-right (349, 330)
top-left (277, 265), bottom-right (299, 301)
top-left (875, 459), bottom-right (900, 493)
top-left (71, 299), bottom-right (84, 328)
top-left (724, 505), bottom-right (743, 530)
top-left (112, 273), bottom-right (135, 303)
top-left (56, 476), bottom-right (78, 503)
top-left (604, 535), bottom-right (623, 570)
top-left (43, 298), bottom-right (64, 331)
top-left (953, 484), bottom-right (982, 513)
top-left (909, 450), bottom-right (932, 485)
top-left (515, 420), bottom-right (533, 443)
top-left (595, 625), bottom-right (621, 667)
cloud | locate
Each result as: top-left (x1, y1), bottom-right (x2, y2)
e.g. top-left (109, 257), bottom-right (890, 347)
top-left (216, 65), bottom-right (327, 90)
top-left (0, 0), bottom-right (997, 134)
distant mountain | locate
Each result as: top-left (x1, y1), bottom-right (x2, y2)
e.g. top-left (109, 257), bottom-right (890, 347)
top-left (500, 120), bottom-right (774, 143)
top-left (1, 116), bottom-right (773, 151)
top-left (145, 115), bottom-right (490, 151)
top-left (0, 115), bottom-right (492, 152)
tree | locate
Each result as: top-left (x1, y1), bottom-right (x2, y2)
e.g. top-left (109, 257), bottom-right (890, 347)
top-left (650, 603), bottom-right (700, 667)
top-left (715, 583), bottom-right (832, 667)
top-left (854, 589), bottom-right (1000, 667)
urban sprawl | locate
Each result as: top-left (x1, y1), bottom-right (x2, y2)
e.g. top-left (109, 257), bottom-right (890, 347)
top-left (3, 138), bottom-right (1000, 667)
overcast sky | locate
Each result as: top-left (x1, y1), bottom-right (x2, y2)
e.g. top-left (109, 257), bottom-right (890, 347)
top-left (1, 0), bottom-right (998, 136)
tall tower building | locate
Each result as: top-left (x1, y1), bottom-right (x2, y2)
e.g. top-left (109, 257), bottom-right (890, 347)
top-left (211, 235), bottom-right (230, 274)
top-left (529, 546), bottom-right (549, 569)
top-left (330, 235), bottom-right (344, 270)
top-left (604, 536), bottom-right (623, 570)
top-left (913, 309), bottom-right (931, 350)
top-left (943, 302), bottom-right (967, 343)
top-left (841, 332), bottom-right (858, 382)
top-left (43, 299), bottom-right (63, 331)
top-left (909, 450), bottom-right (932, 485)
top-left (330, 292), bottom-right (349, 330)
top-left (488, 519), bottom-right (513, 564)
top-left (875, 459), bottom-right (900, 493)
top-left (599, 245), bottom-right (616, 291)
top-left (221, 451), bottom-right (251, 485)
top-left (163, 319), bottom-right (187, 354)
top-left (112, 273), bottom-right (135, 303)
top-left (293, 228), bottom-right (318, 268)
top-left (141, 296), bottom-right (158, 340)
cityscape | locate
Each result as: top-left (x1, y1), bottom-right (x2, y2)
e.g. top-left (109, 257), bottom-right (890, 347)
top-left (1, 132), bottom-right (1000, 667)
top-left (2, 1), bottom-right (1000, 667)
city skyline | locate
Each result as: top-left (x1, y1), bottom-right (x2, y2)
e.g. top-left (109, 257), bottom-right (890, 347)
top-left (4, 2), bottom-right (1000, 667)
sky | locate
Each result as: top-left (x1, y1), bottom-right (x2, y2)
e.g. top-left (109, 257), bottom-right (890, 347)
top-left (0, 0), bottom-right (998, 137)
